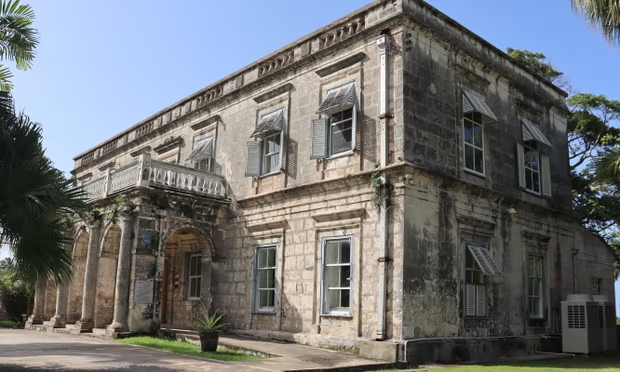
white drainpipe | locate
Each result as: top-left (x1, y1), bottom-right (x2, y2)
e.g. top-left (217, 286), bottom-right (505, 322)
top-left (376, 32), bottom-right (390, 340)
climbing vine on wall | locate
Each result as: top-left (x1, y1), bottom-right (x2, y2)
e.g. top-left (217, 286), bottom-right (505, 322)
top-left (370, 167), bottom-right (393, 210)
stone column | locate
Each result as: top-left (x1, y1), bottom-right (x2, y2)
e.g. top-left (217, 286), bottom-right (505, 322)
top-left (73, 220), bottom-right (102, 332)
top-left (25, 275), bottom-right (47, 328)
top-left (48, 284), bottom-right (69, 328)
top-left (107, 212), bottom-right (135, 333)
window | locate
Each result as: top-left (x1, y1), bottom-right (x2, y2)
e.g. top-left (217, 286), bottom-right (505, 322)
top-left (187, 136), bottom-right (214, 172)
top-left (311, 82), bottom-right (357, 159)
top-left (528, 255), bottom-right (544, 319)
top-left (464, 243), bottom-right (503, 318)
top-left (463, 112), bottom-right (484, 174)
top-left (517, 120), bottom-right (552, 196)
top-left (254, 246), bottom-right (277, 312)
top-left (187, 254), bottom-right (202, 299)
top-left (246, 109), bottom-right (285, 177)
top-left (461, 88), bottom-right (498, 175)
top-left (592, 277), bottom-right (602, 295)
top-left (322, 237), bottom-right (352, 315)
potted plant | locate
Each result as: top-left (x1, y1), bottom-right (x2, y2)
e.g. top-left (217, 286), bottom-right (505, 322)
top-left (195, 310), bottom-right (229, 352)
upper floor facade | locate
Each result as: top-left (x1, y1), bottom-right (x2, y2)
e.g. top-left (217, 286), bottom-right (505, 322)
top-left (72, 0), bottom-right (571, 213)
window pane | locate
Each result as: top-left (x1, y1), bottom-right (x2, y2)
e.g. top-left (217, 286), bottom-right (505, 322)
top-left (474, 149), bottom-right (484, 173)
top-left (340, 289), bottom-right (350, 308)
top-left (267, 289), bottom-right (275, 307)
top-left (331, 120), bottom-right (353, 154)
top-left (267, 248), bottom-right (276, 267)
top-left (258, 269), bottom-right (268, 289)
top-left (258, 249), bottom-right (267, 269)
top-left (340, 242), bottom-right (350, 264)
top-left (267, 268), bottom-right (275, 288)
top-left (473, 124), bottom-right (483, 148)
top-left (328, 289), bottom-right (340, 310)
top-left (340, 266), bottom-right (350, 287)
top-left (259, 290), bottom-right (268, 307)
top-left (195, 258), bottom-right (202, 276)
top-left (327, 266), bottom-right (339, 287)
top-left (266, 135), bottom-right (280, 153)
top-left (466, 270), bottom-right (473, 283)
top-left (326, 243), bottom-right (339, 264)
top-left (465, 145), bottom-right (474, 170)
top-left (464, 121), bottom-right (473, 144)
top-left (474, 270), bottom-right (484, 284)
top-left (466, 250), bottom-right (474, 268)
top-left (195, 279), bottom-right (201, 297)
top-left (533, 171), bottom-right (540, 192)
top-left (525, 169), bottom-right (533, 190)
top-left (189, 257), bottom-right (196, 276)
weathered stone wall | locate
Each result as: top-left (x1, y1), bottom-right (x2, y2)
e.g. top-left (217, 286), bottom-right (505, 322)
top-left (94, 224), bottom-right (121, 328)
top-left (401, 166), bottom-right (614, 340)
top-left (43, 278), bottom-right (56, 321)
top-left (67, 230), bottom-right (89, 323)
top-left (400, 20), bottom-right (571, 212)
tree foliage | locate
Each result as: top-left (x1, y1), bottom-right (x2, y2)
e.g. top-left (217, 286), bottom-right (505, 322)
top-left (0, 257), bottom-right (33, 323)
top-left (0, 0), bottom-right (38, 91)
top-left (508, 48), bottom-right (620, 277)
top-left (572, 0), bottom-right (620, 46)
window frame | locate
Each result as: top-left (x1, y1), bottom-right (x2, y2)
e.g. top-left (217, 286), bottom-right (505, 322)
top-left (187, 254), bottom-right (202, 300)
top-left (523, 141), bottom-right (541, 195)
top-left (591, 276), bottom-right (602, 295)
top-left (463, 112), bottom-right (485, 176)
top-left (321, 236), bottom-right (354, 316)
top-left (327, 107), bottom-right (355, 158)
top-left (528, 254), bottom-right (544, 319)
top-left (253, 245), bottom-right (278, 314)
top-left (464, 245), bottom-right (486, 318)
top-left (261, 132), bottom-right (282, 176)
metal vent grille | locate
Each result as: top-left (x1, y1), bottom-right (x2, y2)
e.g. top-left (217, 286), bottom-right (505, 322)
top-left (599, 306), bottom-right (605, 328)
top-left (567, 305), bottom-right (586, 329)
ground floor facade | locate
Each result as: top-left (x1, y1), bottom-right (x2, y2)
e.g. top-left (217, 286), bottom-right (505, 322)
top-left (26, 165), bottom-right (616, 365)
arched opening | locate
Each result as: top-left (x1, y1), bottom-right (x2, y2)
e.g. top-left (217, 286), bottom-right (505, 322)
top-left (67, 230), bottom-right (89, 323)
top-left (94, 224), bottom-right (121, 328)
top-left (160, 226), bottom-right (213, 329)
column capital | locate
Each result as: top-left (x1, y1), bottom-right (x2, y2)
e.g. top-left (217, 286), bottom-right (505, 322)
top-left (120, 210), bottom-right (137, 223)
top-left (87, 217), bottom-right (103, 230)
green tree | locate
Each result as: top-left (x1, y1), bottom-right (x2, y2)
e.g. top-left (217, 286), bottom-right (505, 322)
top-left (508, 48), bottom-right (620, 277)
top-left (0, 256), bottom-right (33, 323)
top-left (572, 0), bottom-right (620, 46)
top-left (0, 0), bottom-right (38, 91)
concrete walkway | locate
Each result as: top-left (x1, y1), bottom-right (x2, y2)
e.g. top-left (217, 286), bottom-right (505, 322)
top-left (0, 329), bottom-right (390, 372)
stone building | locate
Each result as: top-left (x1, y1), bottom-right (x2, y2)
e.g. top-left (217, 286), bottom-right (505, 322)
top-left (26, 0), bottom-right (616, 365)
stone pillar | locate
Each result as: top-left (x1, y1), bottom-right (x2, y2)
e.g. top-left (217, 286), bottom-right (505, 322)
top-left (73, 220), bottom-right (102, 332)
top-left (25, 275), bottom-right (47, 328)
top-left (107, 212), bottom-right (135, 333)
top-left (48, 284), bottom-right (69, 328)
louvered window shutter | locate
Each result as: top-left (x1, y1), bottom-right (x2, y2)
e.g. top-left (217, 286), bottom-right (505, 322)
top-left (278, 129), bottom-right (285, 171)
top-left (541, 154), bottom-right (552, 197)
top-left (310, 118), bottom-right (329, 159)
top-left (246, 140), bottom-right (262, 177)
top-left (465, 284), bottom-right (476, 317)
top-left (351, 105), bottom-right (358, 151)
top-left (517, 143), bottom-right (526, 189)
top-left (476, 285), bottom-right (486, 317)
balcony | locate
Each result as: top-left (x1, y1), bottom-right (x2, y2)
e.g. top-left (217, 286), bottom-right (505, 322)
top-left (81, 154), bottom-right (226, 201)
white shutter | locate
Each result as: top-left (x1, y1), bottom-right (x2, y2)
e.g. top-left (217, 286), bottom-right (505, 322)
top-left (476, 285), bottom-right (486, 317)
top-left (351, 105), bottom-right (358, 151)
top-left (311, 118), bottom-right (329, 159)
top-left (517, 143), bottom-right (526, 189)
top-left (541, 154), bottom-right (552, 197)
top-left (278, 129), bottom-right (285, 171)
top-left (246, 140), bottom-right (262, 177)
top-left (465, 284), bottom-right (476, 317)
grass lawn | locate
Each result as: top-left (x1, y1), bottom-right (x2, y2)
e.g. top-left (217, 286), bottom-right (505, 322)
top-left (117, 336), bottom-right (263, 362)
top-left (0, 320), bottom-right (17, 328)
top-left (379, 354), bottom-right (620, 372)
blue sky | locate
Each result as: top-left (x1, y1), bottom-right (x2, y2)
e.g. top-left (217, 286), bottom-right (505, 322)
top-left (1, 1), bottom-right (619, 310)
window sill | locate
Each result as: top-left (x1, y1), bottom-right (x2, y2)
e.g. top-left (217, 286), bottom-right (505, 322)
top-left (252, 310), bottom-right (276, 315)
top-left (463, 168), bottom-right (486, 179)
top-left (327, 150), bottom-right (355, 160)
top-left (320, 313), bottom-right (353, 319)
top-left (464, 316), bottom-right (488, 320)
top-left (258, 170), bottom-right (282, 179)
top-left (187, 297), bottom-right (201, 302)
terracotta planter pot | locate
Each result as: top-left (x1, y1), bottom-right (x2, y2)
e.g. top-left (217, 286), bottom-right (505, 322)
top-left (199, 331), bottom-right (219, 352)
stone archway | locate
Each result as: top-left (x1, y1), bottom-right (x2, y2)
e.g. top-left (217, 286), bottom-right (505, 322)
top-left (159, 222), bottom-right (214, 328)
top-left (67, 229), bottom-right (89, 323)
top-left (94, 224), bottom-right (121, 328)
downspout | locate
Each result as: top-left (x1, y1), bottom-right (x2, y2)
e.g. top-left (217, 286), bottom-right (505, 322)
top-left (376, 30), bottom-right (390, 340)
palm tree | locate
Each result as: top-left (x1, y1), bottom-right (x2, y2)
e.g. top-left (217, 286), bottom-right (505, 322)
top-left (572, 0), bottom-right (620, 45)
top-left (0, 0), bottom-right (38, 91)
top-left (0, 91), bottom-right (87, 284)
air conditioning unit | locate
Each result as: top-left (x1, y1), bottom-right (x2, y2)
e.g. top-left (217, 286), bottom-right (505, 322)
top-left (561, 294), bottom-right (603, 354)
top-left (593, 295), bottom-right (618, 352)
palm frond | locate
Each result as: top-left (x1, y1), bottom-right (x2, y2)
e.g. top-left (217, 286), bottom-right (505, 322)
top-left (572, 0), bottom-right (620, 45)
top-left (0, 0), bottom-right (38, 70)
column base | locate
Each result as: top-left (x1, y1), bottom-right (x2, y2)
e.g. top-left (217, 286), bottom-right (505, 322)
top-left (24, 314), bottom-right (43, 329)
top-left (71, 319), bottom-right (93, 334)
top-left (106, 322), bottom-right (128, 334)
top-left (47, 315), bottom-right (66, 328)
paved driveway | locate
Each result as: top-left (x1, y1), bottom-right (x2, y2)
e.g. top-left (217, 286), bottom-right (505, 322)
top-left (0, 330), bottom-right (266, 372)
